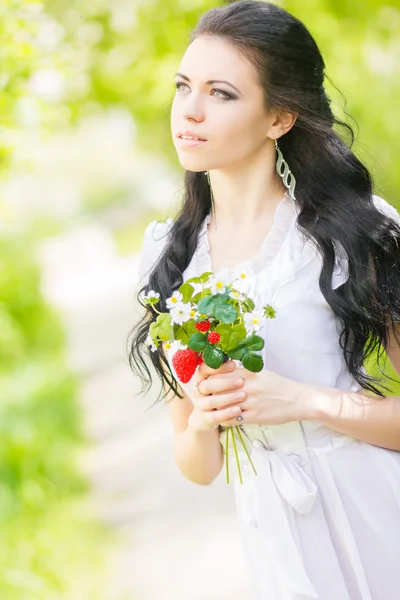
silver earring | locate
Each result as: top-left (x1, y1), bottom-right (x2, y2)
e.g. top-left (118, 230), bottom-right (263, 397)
top-left (274, 138), bottom-right (296, 201)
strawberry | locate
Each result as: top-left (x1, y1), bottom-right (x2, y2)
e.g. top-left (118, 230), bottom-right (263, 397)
top-left (195, 320), bottom-right (211, 333)
top-left (197, 353), bottom-right (203, 365)
top-left (207, 331), bottom-right (221, 344)
top-left (172, 349), bottom-right (200, 383)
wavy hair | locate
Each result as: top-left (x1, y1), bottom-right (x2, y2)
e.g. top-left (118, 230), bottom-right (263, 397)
top-left (128, 0), bottom-right (400, 403)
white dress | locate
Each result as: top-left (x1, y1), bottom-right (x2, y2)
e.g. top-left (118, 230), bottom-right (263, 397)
top-left (138, 193), bottom-right (400, 600)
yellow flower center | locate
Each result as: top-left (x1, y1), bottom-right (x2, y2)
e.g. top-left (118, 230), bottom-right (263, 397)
top-left (216, 281), bottom-right (224, 289)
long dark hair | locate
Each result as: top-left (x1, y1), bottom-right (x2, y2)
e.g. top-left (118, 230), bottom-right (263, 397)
top-left (128, 0), bottom-right (400, 403)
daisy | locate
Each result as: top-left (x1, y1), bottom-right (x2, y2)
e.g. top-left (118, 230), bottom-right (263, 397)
top-left (166, 290), bottom-right (183, 309)
top-left (243, 309), bottom-right (266, 334)
top-left (208, 273), bottom-right (230, 295)
top-left (143, 290), bottom-right (160, 303)
top-left (229, 288), bottom-right (246, 302)
top-left (170, 301), bottom-right (193, 325)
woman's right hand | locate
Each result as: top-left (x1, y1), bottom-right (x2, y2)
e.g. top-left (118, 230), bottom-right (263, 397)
top-left (188, 360), bottom-right (247, 432)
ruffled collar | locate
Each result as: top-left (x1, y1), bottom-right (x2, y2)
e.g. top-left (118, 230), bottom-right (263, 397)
top-left (195, 192), bottom-right (300, 278)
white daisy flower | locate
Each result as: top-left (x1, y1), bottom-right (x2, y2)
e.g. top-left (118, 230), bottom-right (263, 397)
top-left (229, 288), bottom-right (246, 302)
top-left (143, 290), bottom-right (160, 302)
top-left (231, 271), bottom-right (250, 293)
top-left (170, 301), bottom-right (193, 325)
top-left (166, 290), bottom-right (183, 309)
top-left (208, 273), bottom-right (230, 295)
top-left (189, 305), bottom-right (199, 320)
top-left (243, 309), bottom-right (265, 334)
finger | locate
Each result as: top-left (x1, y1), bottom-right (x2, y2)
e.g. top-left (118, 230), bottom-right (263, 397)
top-left (199, 375), bottom-right (244, 396)
top-left (197, 360), bottom-right (236, 381)
top-left (198, 390), bottom-right (247, 411)
top-left (220, 412), bottom-right (248, 427)
top-left (203, 404), bottom-right (243, 428)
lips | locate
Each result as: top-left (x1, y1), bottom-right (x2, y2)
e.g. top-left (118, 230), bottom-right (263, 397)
top-left (177, 131), bottom-right (207, 141)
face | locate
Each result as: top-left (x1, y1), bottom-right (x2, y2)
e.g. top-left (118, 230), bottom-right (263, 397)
top-left (170, 36), bottom-right (273, 173)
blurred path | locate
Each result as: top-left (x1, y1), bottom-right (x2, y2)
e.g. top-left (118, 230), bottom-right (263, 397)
top-left (38, 224), bottom-right (250, 600)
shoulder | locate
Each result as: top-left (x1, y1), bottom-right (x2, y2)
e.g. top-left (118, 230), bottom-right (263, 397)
top-left (138, 218), bottom-right (174, 285)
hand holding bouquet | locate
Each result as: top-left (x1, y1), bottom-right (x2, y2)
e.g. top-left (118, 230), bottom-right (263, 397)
top-left (142, 270), bottom-right (276, 483)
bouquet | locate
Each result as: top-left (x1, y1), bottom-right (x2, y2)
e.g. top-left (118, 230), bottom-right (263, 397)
top-left (142, 270), bottom-right (276, 483)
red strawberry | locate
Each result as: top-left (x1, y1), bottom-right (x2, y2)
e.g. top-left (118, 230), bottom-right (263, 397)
top-left (197, 354), bottom-right (203, 366)
top-left (208, 331), bottom-right (221, 344)
top-left (172, 349), bottom-right (200, 384)
top-left (195, 320), bottom-right (211, 333)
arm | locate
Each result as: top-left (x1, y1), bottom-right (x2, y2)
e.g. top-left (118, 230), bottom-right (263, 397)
top-left (304, 321), bottom-right (400, 451)
top-left (165, 382), bottom-right (224, 486)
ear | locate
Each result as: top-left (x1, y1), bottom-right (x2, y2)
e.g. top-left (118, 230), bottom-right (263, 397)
top-left (268, 110), bottom-right (298, 138)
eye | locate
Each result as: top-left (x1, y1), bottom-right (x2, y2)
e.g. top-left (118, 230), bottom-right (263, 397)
top-left (175, 82), bottom-right (189, 92)
top-left (211, 88), bottom-right (232, 100)
top-left (174, 82), bottom-right (233, 100)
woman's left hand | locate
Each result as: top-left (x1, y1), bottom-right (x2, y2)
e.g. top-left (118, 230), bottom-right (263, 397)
top-left (200, 366), bottom-right (314, 427)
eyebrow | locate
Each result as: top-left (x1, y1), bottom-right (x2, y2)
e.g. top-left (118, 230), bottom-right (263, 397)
top-left (174, 72), bottom-right (242, 95)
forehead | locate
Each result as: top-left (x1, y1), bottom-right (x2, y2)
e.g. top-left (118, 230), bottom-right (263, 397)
top-left (179, 36), bottom-right (258, 85)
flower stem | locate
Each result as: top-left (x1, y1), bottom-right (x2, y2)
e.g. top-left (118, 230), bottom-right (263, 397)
top-left (230, 426), bottom-right (243, 484)
top-left (236, 426), bottom-right (257, 476)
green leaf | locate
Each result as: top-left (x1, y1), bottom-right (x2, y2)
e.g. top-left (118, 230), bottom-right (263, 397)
top-left (225, 343), bottom-right (247, 360)
top-left (174, 328), bottom-right (189, 345)
top-left (198, 296), bottom-right (215, 315)
top-left (156, 313), bottom-right (174, 341)
top-left (183, 319), bottom-right (197, 337)
top-left (244, 334), bottom-right (265, 352)
top-left (241, 352), bottom-right (263, 372)
top-left (264, 304), bottom-right (276, 319)
top-left (215, 323), bottom-right (242, 352)
top-left (178, 282), bottom-right (195, 302)
top-left (214, 292), bottom-right (231, 303)
top-left (188, 331), bottom-right (207, 352)
top-left (203, 344), bottom-right (225, 369)
top-left (214, 303), bottom-right (237, 324)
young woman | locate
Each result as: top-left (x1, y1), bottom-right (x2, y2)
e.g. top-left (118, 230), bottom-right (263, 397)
top-left (129, 2), bottom-right (400, 598)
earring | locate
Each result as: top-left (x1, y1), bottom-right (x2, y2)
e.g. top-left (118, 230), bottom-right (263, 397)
top-left (273, 136), bottom-right (296, 201)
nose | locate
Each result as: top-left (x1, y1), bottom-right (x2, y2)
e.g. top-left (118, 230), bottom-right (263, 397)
top-left (182, 95), bottom-right (205, 123)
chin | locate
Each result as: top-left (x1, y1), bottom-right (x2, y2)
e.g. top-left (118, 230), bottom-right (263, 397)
top-left (177, 158), bottom-right (208, 173)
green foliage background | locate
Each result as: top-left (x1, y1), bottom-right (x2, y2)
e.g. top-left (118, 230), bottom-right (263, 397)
top-left (1, 0), bottom-right (399, 595)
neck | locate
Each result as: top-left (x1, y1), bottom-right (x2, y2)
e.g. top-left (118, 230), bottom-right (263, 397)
top-left (207, 152), bottom-right (287, 230)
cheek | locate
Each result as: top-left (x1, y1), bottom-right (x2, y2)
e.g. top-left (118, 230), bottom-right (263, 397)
top-left (216, 106), bottom-right (267, 151)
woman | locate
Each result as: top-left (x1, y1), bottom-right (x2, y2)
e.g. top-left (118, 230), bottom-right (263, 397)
top-left (129, 2), bottom-right (400, 598)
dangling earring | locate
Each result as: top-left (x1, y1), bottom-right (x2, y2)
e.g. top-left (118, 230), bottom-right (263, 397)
top-left (273, 135), bottom-right (296, 201)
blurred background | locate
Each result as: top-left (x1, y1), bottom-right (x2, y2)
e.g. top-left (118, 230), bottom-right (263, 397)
top-left (1, 0), bottom-right (399, 598)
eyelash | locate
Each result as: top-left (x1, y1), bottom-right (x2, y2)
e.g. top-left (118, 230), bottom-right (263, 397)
top-left (174, 82), bottom-right (233, 100)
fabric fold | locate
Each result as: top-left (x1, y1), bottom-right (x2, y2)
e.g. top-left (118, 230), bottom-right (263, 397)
top-left (233, 446), bottom-right (319, 598)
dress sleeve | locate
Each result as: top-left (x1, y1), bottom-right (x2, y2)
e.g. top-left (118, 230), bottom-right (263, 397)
top-left (138, 218), bottom-right (173, 287)
top-left (372, 194), bottom-right (400, 225)
top-left (331, 195), bottom-right (400, 291)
